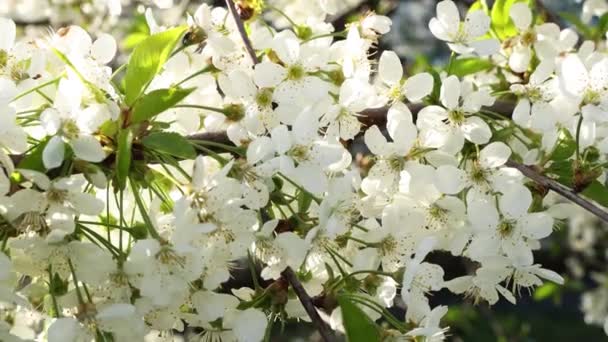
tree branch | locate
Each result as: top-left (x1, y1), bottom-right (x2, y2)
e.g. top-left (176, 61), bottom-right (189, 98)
top-left (281, 267), bottom-right (336, 342)
top-left (505, 161), bottom-right (608, 222)
top-left (224, 0), bottom-right (259, 64)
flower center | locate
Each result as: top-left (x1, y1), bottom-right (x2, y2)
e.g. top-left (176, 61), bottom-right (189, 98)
top-left (223, 103), bottom-right (245, 122)
top-left (61, 119), bottom-right (80, 140)
top-left (286, 64), bottom-right (305, 81)
top-left (255, 88), bottom-right (273, 107)
top-left (47, 188), bottom-right (68, 204)
top-left (498, 219), bottom-right (516, 238)
top-left (448, 110), bottom-right (466, 125)
top-left (583, 89), bottom-right (601, 106)
top-left (521, 30), bottom-right (536, 46)
top-left (287, 145), bottom-right (310, 163)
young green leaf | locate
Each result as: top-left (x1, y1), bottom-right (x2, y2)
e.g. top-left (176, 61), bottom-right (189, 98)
top-left (116, 129), bottom-right (134, 190)
top-left (337, 296), bottom-right (380, 342)
top-left (131, 87), bottom-right (195, 124)
top-left (142, 132), bottom-right (197, 160)
top-left (124, 26), bottom-right (187, 106)
top-left (449, 57), bottom-right (494, 77)
top-left (551, 129), bottom-right (576, 161)
top-left (491, 0), bottom-right (530, 39)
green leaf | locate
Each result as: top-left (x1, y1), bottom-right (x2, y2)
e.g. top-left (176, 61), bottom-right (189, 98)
top-left (142, 132), bottom-right (196, 159)
top-left (131, 87), bottom-right (195, 124)
top-left (17, 138), bottom-right (50, 172)
top-left (124, 26), bottom-right (187, 106)
top-left (491, 0), bottom-right (531, 39)
top-left (469, 0), bottom-right (490, 14)
top-left (449, 57), bottom-right (494, 77)
top-left (116, 129), bottom-right (134, 190)
top-left (338, 296), bottom-right (380, 342)
top-left (560, 12), bottom-right (594, 39)
top-left (551, 129), bottom-right (576, 161)
top-left (582, 181), bottom-right (608, 207)
top-left (534, 282), bottom-right (559, 301)
top-left (297, 191), bottom-right (313, 213)
top-left (595, 13), bottom-right (608, 40)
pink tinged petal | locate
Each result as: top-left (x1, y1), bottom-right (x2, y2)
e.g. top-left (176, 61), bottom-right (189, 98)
top-left (499, 185), bottom-right (532, 219)
top-left (72, 136), bottom-right (106, 163)
top-left (461, 116), bottom-right (491, 145)
top-left (510, 3), bottom-right (532, 31)
top-left (521, 212), bottom-right (553, 239)
top-left (404, 72), bottom-right (434, 102)
top-left (479, 142), bottom-right (511, 169)
top-left (464, 10), bottom-right (491, 39)
top-left (378, 50), bottom-right (403, 85)
top-left (440, 75), bottom-right (460, 109)
top-left (253, 62), bottom-right (287, 88)
top-left (434, 165), bottom-right (466, 194)
top-left (90, 33), bottom-right (117, 64)
top-left (43, 136), bottom-right (65, 169)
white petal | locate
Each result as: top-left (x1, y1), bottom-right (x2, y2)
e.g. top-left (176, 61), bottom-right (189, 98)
top-left (521, 212), bottom-right (553, 239)
top-left (512, 99), bottom-right (531, 127)
top-left (247, 136), bottom-right (274, 165)
top-left (434, 165), bottom-right (466, 194)
top-left (253, 62), bottom-right (287, 88)
top-left (440, 75), bottom-right (460, 109)
top-left (91, 33), bottom-right (117, 64)
top-left (379, 50), bottom-right (403, 85)
top-left (509, 46), bottom-right (532, 73)
top-left (559, 54), bottom-right (589, 98)
top-left (404, 72), bottom-right (434, 102)
top-left (0, 78), bottom-right (17, 104)
top-left (43, 136), bottom-right (65, 169)
top-left (364, 125), bottom-right (389, 156)
top-left (461, 116), bottom-right (492, 145)
top-left (499, 185), bottom-right (532, 219)
top-left (0, 18), bottom-right (16, 51)
top-left (72, 136), bottom-right (106, 162)
top-left (436, 0), bottom-right (460, 34)
top-left (479, 142), bottom-right (511, 169)
top-left (510, 3), bottom-right (532, 31)
top-left (464, 10), bottom-right (491, 39)
top-left (230, 309), bottom-right (268, 342)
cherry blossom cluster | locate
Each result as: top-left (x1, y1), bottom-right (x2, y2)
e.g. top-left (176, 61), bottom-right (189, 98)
top-left (0, 0), bottom-right (607, 341)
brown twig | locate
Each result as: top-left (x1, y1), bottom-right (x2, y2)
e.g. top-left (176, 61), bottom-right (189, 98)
top-left (506, 161), bottom-right (608, 222)
top-left (224, 0), bottom-right (259, 64)
top-left (281, 267), bottom-right (336, 342)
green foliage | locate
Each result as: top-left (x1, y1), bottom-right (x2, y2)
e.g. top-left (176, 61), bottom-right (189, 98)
top-left (17, 138), bottom-right (50, 172)
top-left (469, 0), bottom-right (490, 14)
top-left (122, 14), bottom-right (151, 50)
top-left (491, 0), bottom-right (531, 39)
top-left (449, 57), bottom-right (494, 77)
top-left (131, 87), bottom-right (195, 124)
top-left (116, 129), bottom-right (134, 190)
top-left (124, 26), bottom-right (187, 106)
top-left (338, 296), bottom-right (380, 342)
top-left (142, 132), bottom-right (197, 160)
top-left (551, 129), bottom-right (577, 161)
top-left (560, 12), bottom-right (594, 39)
top-left (582, 181), bottom-right (608, 207)
top-left (534, 282), bottom-right (559, 301)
